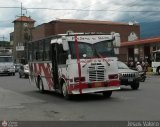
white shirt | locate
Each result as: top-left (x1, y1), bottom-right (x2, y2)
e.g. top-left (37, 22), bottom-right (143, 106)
top-left (136, 65), bottom-right (143, 71)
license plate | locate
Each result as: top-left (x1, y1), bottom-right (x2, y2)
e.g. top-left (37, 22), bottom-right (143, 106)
top-left (128, 78), bottom-right (133, 82)
top-left (95, 82), bottom-right (101, 87)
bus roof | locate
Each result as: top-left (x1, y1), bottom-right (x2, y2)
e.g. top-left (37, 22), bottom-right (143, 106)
top-left (29, 32), bottom-right (117, 43)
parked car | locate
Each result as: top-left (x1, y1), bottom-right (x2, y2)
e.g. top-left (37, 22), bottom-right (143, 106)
top-left (19, 64), bottom-right (29, 78)
top-left (117, 61), bottom-right (140, 90)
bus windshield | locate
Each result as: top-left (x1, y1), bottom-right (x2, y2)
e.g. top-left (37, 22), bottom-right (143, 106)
top-left (69, 40), bottom-right (115, 59)
top-left (94, 40), bottom-right (114, 57)
top-left (0, 56), bottom-right (12, 62)
top-left (69, 42), bottom-right (97, 59)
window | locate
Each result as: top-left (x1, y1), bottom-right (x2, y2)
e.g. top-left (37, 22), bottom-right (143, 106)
top-left (94, 40), bottom-right (115, 57)
top-left (28, 43), bottom-right (32, 61)
top-left (39, 40), bottom-right (44, 60)
top-left (57, 44), bottom-right (68, 64)
top-left (69, 41), bottom-right (96, 59)
top-left (0, 57), bottom-right (12, 62)
top-left (34, 41), bottom-right (39, 61)
top-left (27, 38), bottom-right (52, 61)
top-left (44, 38), bottom-right (51, 61)
top-left (156, 52), bottom-right (160, 62)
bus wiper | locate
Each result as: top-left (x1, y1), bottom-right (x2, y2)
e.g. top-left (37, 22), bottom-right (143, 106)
top-left (82, 57), bottom-right (93, 68)
top-left (98, 53), bottom-right (110, 66)
top-left (96, 51), bottom-right (110, 66)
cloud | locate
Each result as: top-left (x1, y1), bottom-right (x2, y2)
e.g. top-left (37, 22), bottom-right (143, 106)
top-left (0, 27), bottom-right (13, 40)
top-left (0, 0), bottom-right (160, 40)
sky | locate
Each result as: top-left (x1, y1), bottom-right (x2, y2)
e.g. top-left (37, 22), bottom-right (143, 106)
top-left (0, 0), bottom-right (160, 41)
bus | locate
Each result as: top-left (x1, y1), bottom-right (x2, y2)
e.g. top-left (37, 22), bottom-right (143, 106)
top-left (0, 49), bottom-right (15, 76)
top-left (152, 49), bottom-right (160, 75)
top-left (28, 32), bottom-right (121, 99)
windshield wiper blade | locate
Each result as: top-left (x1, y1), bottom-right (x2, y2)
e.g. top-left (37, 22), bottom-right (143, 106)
top-left (96, 52), bottom-right (110, 66)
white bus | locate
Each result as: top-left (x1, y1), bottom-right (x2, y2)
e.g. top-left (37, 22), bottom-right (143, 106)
top-left (28, 33), bottom-right (121, 99)
top-left (0, 50), bottom-right (15, 76)
top-left (152, 49), bottom-right (160, 75)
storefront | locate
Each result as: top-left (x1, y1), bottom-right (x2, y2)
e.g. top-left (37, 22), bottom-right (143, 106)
top-left (121, 37), bottom-right (160, 66)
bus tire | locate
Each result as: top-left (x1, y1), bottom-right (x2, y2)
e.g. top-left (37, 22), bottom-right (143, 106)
top-left (157, 67), bottom-right (160, 75)
top-left (103, 91), bottom-right (112, 98)
top-left (38, 77), bottom-right (44, 92)
top-left (131, 82), bottom-right (139, 90)
top-left (62, 82), bottom-right (70, 99)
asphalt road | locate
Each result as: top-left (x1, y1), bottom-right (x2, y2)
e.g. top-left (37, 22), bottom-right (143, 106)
top-left (0, 73), bottom-right (160, 121)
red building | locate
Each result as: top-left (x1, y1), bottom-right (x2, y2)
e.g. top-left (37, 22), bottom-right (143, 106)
top-left (31, 19), bottom-right (140, 61)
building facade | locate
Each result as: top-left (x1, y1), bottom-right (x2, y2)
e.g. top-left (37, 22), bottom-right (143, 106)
top-left (121, 37), bottom-right (160, 66)
top-left (12, 15), bottom-right (35, 64)
top-left (31, 19), bottom-right (140, 61)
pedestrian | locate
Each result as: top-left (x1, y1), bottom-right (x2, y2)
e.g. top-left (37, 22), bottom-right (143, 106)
top-left (144, 61), bottom-right (149, 72)
top-left (136, 62), bottom-right (143, 72)
top-left (129, 60), bottom-right (134, 69)
top-left (141, 60), bottom-right (145, 70)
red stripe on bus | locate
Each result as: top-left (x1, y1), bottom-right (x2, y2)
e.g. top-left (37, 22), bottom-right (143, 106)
top-left (74, 34), bottom-right (82, 94)
top-left (38, 63), bottom-right (53, 90)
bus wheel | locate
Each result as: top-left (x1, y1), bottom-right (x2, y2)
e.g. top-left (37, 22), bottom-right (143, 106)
top-left (131, 82), bottom-right (139, 90)
top-left (38, 78), bottom-right (44, 92)
top-left (102, 91), bottom-right (112, 98)
top-left (157, 67), bottom-right (160, 75)
top-left (62, 82), bottom-right (70, 99)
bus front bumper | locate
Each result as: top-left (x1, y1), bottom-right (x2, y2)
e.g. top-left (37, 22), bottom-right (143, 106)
top-left (68, 80), bottom-right (120, 94)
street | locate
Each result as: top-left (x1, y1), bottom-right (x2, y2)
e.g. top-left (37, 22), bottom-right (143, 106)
top-left (0, 73), bottom-right (160, 121)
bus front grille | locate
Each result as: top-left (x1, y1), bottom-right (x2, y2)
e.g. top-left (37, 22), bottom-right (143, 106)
top-left (88, 64), bottom-right (105, 81)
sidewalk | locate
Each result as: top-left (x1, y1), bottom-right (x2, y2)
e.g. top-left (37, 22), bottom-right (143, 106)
top-left (146, 67), bottom-right (154, 75)
top-left (146, 71), bottom-right (154, 75)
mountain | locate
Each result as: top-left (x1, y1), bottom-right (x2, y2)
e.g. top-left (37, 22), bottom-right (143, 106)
top-left (140, 21), bottom-right (160, 39)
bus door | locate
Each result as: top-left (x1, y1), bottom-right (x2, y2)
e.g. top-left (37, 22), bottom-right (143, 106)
top-left (51, 43), bottom-right (59, 89)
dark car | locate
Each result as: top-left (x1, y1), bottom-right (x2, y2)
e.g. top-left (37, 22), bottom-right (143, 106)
top-left (14, 63), bottom-right (22, 72)
top-left (19, 64), bottom-right (29, 78)
top-left (117, 61), bottom-right (140, 90)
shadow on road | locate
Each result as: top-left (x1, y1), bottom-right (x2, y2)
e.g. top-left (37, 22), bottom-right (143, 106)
top-left (22, 90), bottom-right (121, 103)
top-left (119, 88), bottom-right (134, 91)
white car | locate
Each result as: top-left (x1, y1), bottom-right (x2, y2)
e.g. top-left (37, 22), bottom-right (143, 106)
top-left (117, 61), bottom-right (140, 90)
top-left (0, 55), bottom-right (15, 76)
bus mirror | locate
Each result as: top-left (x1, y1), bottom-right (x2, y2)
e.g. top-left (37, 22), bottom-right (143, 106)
top-left (68, 54), bottom-right (71, 59)
top-left (62, 37), bottom-right (69, 51)
top-left (113, 33), bottom-right (121, 47)
top-left (62, 43), bottom-right (69, 51)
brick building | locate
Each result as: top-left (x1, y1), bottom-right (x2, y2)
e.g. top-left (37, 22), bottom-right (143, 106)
top-left (31, 19), bottom-right (140, 61)
top-left (12, 15), bottom-right (35, 63)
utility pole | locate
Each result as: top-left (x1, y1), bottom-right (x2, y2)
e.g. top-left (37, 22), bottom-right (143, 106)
top-left (0, 36), bottom-right (7, 49)
top-left (0, 36), bottom-right (6, 41)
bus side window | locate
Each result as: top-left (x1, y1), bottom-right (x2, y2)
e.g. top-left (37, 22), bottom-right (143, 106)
top-left (39, 40), bottom-right (44, 60)
top-left (44, 39), bottom-right (51, 61)
top-left (35, 52), bottom-right (39, 60)
top-left (57, 44), bottom-right (68, 64)
top-left (33, 41), bottom-right (39, 61)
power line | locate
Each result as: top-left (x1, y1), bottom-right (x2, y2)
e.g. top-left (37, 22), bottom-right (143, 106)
top-left (59, 1), bottom-right (108, 19)
top-left (0, 6), bottom-right (20, 9)
top-left (1, 6), bottom-right (160, 12)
